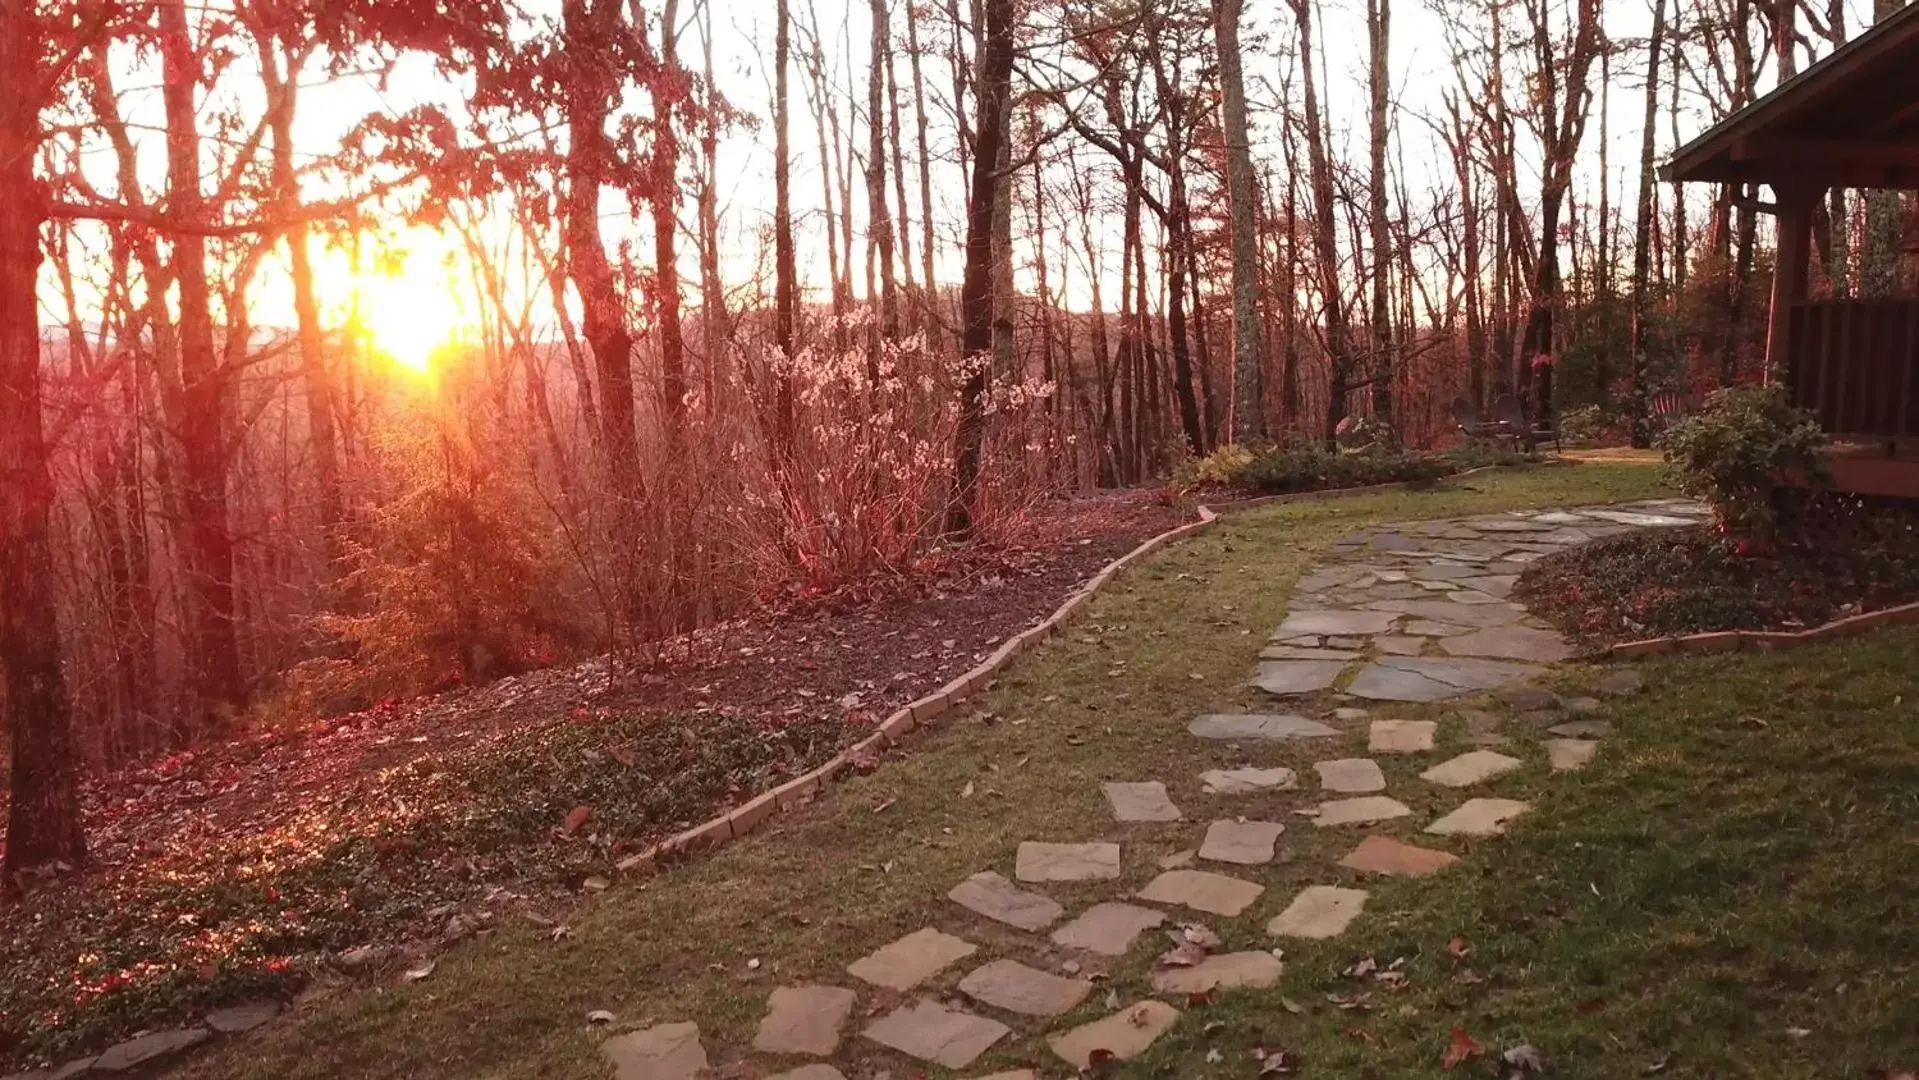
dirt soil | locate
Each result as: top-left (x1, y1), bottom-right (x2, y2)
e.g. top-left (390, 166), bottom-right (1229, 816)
top-left (0, 490), bottom-right (1189, 1069)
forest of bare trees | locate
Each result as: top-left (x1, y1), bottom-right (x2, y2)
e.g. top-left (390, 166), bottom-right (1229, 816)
top-left (2, 0), bottom-right (1911, 886)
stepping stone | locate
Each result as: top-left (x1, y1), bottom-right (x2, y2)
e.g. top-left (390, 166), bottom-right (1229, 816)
top-left (1550, 720), bottom-right (1612, 739)
top-left (1498, 685), bottom-right (1561, 711)
top-left (1260, 645), bottom-right (1364, 661)
top-left (1189, 714), bottom-right (1337, 742)
top-left (1374, 635), bottom-right (1427, 656)
top-left (1267, 885), bottom-right (1369, 939)
top-left (768, 1067), bottom-right (848, 1080)
top-left (1102, 781), bottom-right (1182, 822)
top-left (1359, 598), bottom-right (1527, 628)
top-left (1339, 835), bottom-right (1461, 877)
top-left (1325, 636), bottom-right (1365, 648)
top-left (1547, 739), bottom-right (1600, 772)
top-left (1050, 902), bottom-right (1166, 956)
top-left (1150, 951), bottom-right (1285, 995)
top-left (863, 1000), bottom-right (1009, 1069)
top-left (1415, 579), bottom-right (1460, 592)
top-left (1047, 1001), bottom-right (1181, 1069)
top-left (1311, 795), bottom-right (1413, 827)
top-left (1348, 663), bottom-right (1457, 702)
top-left (1198, 820), bottom-right (1286, 865)
top-left (1427, 798), bottom-right (1531, 837)
top-left (1447, 591), bottom-right (1504, 605)
top-left (958, 959), bottom-right (1094, 1017)
top-left (1404, 619), bottom-right (1473, 637)
top-left (1333, 706), bottom-right (1371, 721)
top-left (1420, 750), bottom-right (1524, 788)
top-left (1137, 869), bottom-right (1264, 916)
top-left (1414, 562), bottom-right (1479, 581)
top-left (848, 928), bottom-right (978, 990)
top-left (1369, 720), bottom-right (1436, 754)
top-left (204, 1000), bottom-right (281, 1034)
top-left (603, 1023), bottom-right (707, 1080)
top-left (1275, 610), bottom-right (1400, 636)
top-left (1276, 634), bottom-right (1324, 647)
top-left (1201, 766), bottom-right (1298, 794)
top-left (1596, 669), bottom-right (1645, 696)
top-left (92, 1029), bottom-right (210, 1073)
top-left (1016, 842), bottom-right (1121, 883)
top-left (1440, 626), bottom-right (1575, 662)
top-left (1586, 509), bottom-right (1696, 527)
top-left (755, 985), bottom-right (858, 1056)
top-left (1315, 758), bottom-right (1386, 793)
top-left (1251, 660), bottom-right (1348, 696)
top-left (949, 872), bottom-right (1064, 932)
top-left (1460, 575), bottom-right (1519, 598)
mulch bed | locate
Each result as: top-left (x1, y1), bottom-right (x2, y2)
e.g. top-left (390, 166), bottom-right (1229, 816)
top-left (1516, 499), bottom-right (1919, 648)
top-left (0, 491), bottom-right (1188, 1069)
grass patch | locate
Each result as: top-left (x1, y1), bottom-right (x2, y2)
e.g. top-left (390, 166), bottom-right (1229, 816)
top-left (156, 462), bottom-right (1728, 1080)
top-left (1519, 499), bottom-right (1919, 647)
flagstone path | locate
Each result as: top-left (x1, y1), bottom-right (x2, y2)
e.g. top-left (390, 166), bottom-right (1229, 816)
top-left (594, 499), bottom-right (1709, 1080)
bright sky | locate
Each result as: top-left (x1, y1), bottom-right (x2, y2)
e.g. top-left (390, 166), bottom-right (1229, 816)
top-left (47, 0), bottom-right (1874, 367)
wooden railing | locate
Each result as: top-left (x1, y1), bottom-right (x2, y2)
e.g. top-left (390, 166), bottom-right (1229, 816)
top-left (1785, 299), bottom-right (1919, 439)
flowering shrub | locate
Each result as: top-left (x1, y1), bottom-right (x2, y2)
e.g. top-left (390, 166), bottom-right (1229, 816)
top-left (1657, 384), bottom-right (1827, 540)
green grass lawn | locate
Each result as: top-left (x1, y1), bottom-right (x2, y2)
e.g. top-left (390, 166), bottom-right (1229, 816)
top-left (169, 462), bottom-right (1917, 1079)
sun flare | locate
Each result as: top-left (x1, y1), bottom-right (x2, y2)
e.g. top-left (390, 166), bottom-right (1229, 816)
top-left (352, 256), bottom-right (467, 375)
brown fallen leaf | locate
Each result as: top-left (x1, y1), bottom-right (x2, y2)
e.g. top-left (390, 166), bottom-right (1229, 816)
top-left (1644, 1053), bottom-right (1672, 1073)
top-left (1442, 1027), bottom-right (1487, 1069)
top-left (1157, 942), bottom-right (1208, 968)
top-left (1448, 935), bottom-right (1471, 958)
top-left (561, 805), bottom-right (591, 836)
top-left (605, 744), bottom-right (636, 768)
top-left (1256, 1047), bottom-right (1300, 1075)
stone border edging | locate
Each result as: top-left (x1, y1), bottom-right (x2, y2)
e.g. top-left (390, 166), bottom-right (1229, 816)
top-left (619, 467), bottom-right (1525, 876)
top-left (1608, 601), bottom-right (1919, 659)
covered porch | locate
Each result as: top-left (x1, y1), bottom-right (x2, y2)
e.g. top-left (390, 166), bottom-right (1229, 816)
top-left (1665, 1), bottom-right (1919, 496)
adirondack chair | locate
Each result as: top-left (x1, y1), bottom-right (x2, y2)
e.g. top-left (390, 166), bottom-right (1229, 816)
top-left (1489, 393), bottom-right (1561, 452)
top-left (1451, 397), bottom-right (1507, 441)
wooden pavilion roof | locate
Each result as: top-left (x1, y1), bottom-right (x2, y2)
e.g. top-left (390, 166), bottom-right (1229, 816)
top-left (1665, 2), bottom-right (1919, 189)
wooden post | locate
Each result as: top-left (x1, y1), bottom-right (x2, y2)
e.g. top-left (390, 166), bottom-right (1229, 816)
top-left (1765, 181), bottom-right (1821, 383)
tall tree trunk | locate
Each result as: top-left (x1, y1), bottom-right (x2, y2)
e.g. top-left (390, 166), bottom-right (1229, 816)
top-left (867, 0), bottom-right (898, 360)
top-left (1366, 0), bottom-right (1393, 420)
top-left (161, 0), bottom-right (246, 731)
top-left (1289, 0), bottom-right (1349, 442)
top-left (773, 0), bottom-right (798, 462)
top-left (1629, 0), bottom-right (1666, 448)
top-left (1215, 0), bottom-right (1263, 443)
top-left (1, 0), bottom-right (87, 889)
top-left (905, 0), bottom-right (938, 337)
top-left (696, 0), bottom-right (726, 413)
top-left (652, 0), bottom-right (688, 453)
top-left (945, 0), bottom-right (1016, 537)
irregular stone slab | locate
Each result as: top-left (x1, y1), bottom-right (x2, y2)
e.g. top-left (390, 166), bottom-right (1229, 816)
top-left (848, 927), bottom-right (978, 990)
top-left (1420, 750), bottom-right (1524, 788)
top-left (1586, 509), bottom-right (1696, 527)
top-left (958, 959), bottom-right (1093, 1017)
top-left (1596, 669), bottom-right (1645, 696)
top-left (1250, 660), bottom-right (1348, 696)
top-left (1016, 842), bottom-right (1122, 883)
top-left (1446, 590), bottom-right (1504, 605)
top-left (1201, 766), bottom-right (1298, 794)
top-left (1369, 719), bottom-right (1436, 754)
top-left (1404, 619), bottom-right (1473, 637)
top-left (1339, 834), bottom-right (1461, 877)
top-left (1198, 820), bottom-right (1286, 865)
top-left (863, 1000), bottom-right (1009, 1069)
top-left (1547, 739), bottom-right (1600, 771)
top-left (1414, 561), bottom-right (1479, 581)
top-left (949, 871), bottom-right (1064, 931)
top-left (1360, 599), bottom-right (1527, 628)
top-left (1136, 869), bottom-right (1264, 916)
top-left (1530, 511), bottom-right (1590, 525)
top-left (1050, 902), bottom-right (1167, 955)
top-left (1315, 758), bottom-right (1386, 793)
top-left (1333, 706), bottom-right (1371, 721)
top-left (769, 1067), bottom-right (849, 1080)
top-left (1277, 634), bottom-right (1324, 647)
top-left (1267, 885), bottom-right (1369, 939)
top-left (1565, 696), bottom-right (1604, 714)
top-left (1347, 663), bottom-right (1460, 702)
top-left (1048, 1001), bottom-right (1181, 1069)
top-left (1441, 626), bottom-right (1575, 662)
top-left (603, 1023), bottom-right (707, 1080)
top-left (1103, 781), bottom-right (1183, 823)
top-left (1151, 951), bottom-right (1285, 994)
top-left (1260, 645), bottom-right (1365, 661)
top-left (1460, 575), bottom-right (1520, 598)
top-left (204, 1000), bottom-right (282, 1034)
top-left (1189, 714), bottom-right (1338, 742)
top-left (1378, 656), bottom-right (1539, 691)
top-left (1373, 635), bottom-right (1427, 656)
top-left (1311, 795), bottom-right (1413, 827)
top-left (1275, 609), bottom-right (1400, 636)
top-left (92, 1029), bottom-right (210, 1073)
top-left (755, 985), bottom-right (858, 1055)
top-left (1550, 720), bottom-right (1612, 739)
top-left (1427, 798), bottom-right (1531, 837)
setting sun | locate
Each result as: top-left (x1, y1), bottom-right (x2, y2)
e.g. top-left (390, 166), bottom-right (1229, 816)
top-left (351, 252), bottom-right (469, 374)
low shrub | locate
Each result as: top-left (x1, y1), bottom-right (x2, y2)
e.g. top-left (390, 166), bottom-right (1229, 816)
top-left (1558, 404), bottom-right (1607, 443)
top-left (1656, 384), bottom-right (1827, 540)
